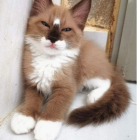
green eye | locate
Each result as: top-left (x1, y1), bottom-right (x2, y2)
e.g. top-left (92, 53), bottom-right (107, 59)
top-left (62, 28), bottom-right (72, 32)
top-left (41, 21), bottom-right (50, 28)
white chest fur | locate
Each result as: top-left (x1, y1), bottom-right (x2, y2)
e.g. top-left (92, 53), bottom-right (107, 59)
top-left (29, 49), bottom-right (79, 96)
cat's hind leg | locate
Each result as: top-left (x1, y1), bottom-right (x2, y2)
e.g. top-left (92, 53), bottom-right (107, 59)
top-left (85, 78), bottom-right (111, 105)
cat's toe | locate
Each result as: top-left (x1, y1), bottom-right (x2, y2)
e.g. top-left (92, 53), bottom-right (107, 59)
top-left (34, 120), bottom-right (62, 140)
top-left (86, 91), bottom-right (101, 105)
top-left (11, 112), bottom-right (36, 134)
top-left (87, 94), bottom-right (96, 104)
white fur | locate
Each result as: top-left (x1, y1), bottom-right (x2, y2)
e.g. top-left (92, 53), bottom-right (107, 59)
top-left (84, 78), bottom-right (111, 104)
top-left (53, 18), bottom-right (60, 25)
top-left (11, 112), bottom-right (36, 134)
top-left (25, 36), bottom-right (79, 96)
top-left (34, 120), bottom-right (62, 140)
top-left (55, 40), bottom-right (67, 50)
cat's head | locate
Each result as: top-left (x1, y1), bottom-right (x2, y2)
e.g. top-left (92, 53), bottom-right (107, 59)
top-left (25, 0), bottom-right (91, 56)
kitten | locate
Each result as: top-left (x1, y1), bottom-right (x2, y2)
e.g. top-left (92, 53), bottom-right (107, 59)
top-left (11, 0), bottom-right (130, 140)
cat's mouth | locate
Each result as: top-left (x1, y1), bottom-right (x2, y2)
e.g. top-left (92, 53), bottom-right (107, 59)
top-left (49, 43), bottom-right (56, 48)
top-left (46, 43), bottom-right (58, 49)
top-left (45, 43), bottom-right (58, 50)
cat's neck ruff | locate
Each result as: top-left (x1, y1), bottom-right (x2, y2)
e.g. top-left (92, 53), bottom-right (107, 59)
top-left (26, 38), bottom-right (79, 96)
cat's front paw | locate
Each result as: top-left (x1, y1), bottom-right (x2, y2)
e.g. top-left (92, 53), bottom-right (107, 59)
top-left (11, 112), bottom-right (36, 134)
top-left (34, 120), bottom-right (62, 140)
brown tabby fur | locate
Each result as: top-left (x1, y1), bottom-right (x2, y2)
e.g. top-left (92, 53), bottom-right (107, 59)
top-left (20, 0), bottom-right (130, 126)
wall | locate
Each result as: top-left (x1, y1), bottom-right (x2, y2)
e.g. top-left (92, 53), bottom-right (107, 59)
top-left (117, 0), bottom-right (136, 81)
top-left (0, 0), bottom-right (32, 123)
top-left (111, 0), bottom-right (128, 64)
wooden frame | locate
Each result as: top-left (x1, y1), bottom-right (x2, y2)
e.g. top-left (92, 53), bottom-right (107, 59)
top-left (106, 0), bottom-right (121, 58)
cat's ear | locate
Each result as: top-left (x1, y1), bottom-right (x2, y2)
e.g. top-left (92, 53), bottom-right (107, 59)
top-left (71, 0), bottom-right (91, 30)
top-left (30, 0), bottom-right (53, 16)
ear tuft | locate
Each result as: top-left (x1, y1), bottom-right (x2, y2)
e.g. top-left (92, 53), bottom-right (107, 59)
top-left (71, 0), bottom-right (92, 30)
top-left (30, 0), bottom-right (53, 16)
